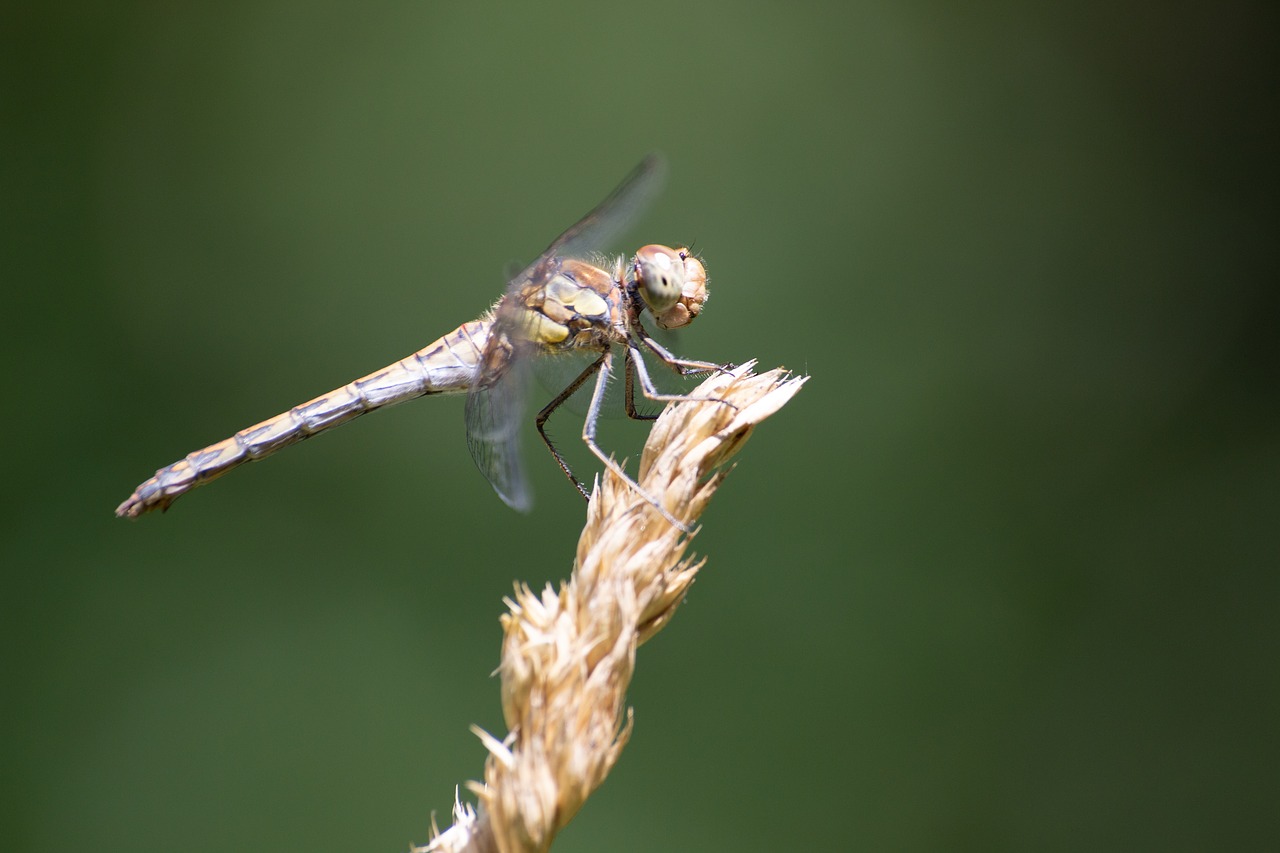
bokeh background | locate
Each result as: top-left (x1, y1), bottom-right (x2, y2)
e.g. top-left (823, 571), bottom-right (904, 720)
top-left (3, 2), bottom-right (1276, 851)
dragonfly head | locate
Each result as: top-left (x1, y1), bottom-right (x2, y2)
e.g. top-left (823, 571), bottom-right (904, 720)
top-left (635, 244), bottom-right (709, 330)
top-left (655, 248), bottom-right (708, 330)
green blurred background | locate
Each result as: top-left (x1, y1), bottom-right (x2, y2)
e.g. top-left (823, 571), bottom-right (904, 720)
top-left (3, 2), bottom-right (1276, 851)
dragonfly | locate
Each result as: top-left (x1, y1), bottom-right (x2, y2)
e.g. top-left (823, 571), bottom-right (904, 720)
top-left (115, 155), bottom-right (729, 529)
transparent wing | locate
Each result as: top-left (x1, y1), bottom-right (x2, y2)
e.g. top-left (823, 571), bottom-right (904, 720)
top-left (531, 348), bottom-right (603, 416)
top-left (465, 155), bottom-right (667, 513)
top-left (516, 153), bottom-right (668, 280)
top-left (532, 346), bottom-right (682, 419)
top-left (464, 334), bottom-right (535, 512)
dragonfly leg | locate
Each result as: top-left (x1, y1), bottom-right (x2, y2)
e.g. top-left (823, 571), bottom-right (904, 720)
top-left (627, 341), bottom-right (739, 413)
top-left (536, 351), bottom-right (608, 501)
top-left (583, 349), bottom-right (693, 534)
top-left (623, 348), bottom-right (659, 422)
top-left (637, 328), bottom-right (734, 377)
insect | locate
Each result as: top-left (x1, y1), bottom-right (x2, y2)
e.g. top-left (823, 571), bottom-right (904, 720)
top-left (116, 155), bottom-right (728, 529)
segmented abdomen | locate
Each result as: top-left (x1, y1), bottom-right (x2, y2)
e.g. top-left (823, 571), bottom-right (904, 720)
top-left (115, 318), bottom-right (491, 518)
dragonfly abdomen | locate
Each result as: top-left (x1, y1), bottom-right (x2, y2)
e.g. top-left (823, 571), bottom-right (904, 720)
top-left (115, 318), bottom-right (491, 518)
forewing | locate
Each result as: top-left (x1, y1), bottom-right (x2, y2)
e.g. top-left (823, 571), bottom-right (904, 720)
top-left (465, 154), bottom-right (667, 512)
top-left (465, 327), bottom-right (536, 512)
top-left (516, 154), bottom-right (668, 282)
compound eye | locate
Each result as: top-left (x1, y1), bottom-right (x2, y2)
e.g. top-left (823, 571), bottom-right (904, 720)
top-left (634, 244), bottom-right (685, 314)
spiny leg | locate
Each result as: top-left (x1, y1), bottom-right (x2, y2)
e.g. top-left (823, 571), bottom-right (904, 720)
top-left (637, 327), bottom-right (734, 376)
top-left (582, 349), bottom-right (692, 534)
top-left (536, 350), bottom-right (608, 501)
top-left (628, 341), bottom-right (739, 412)
top-left (624, 348), bottom-right (659, 422)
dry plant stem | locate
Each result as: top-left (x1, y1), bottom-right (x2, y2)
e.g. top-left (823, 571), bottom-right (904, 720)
top-left (418, 363), bottom-right (806, 853)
